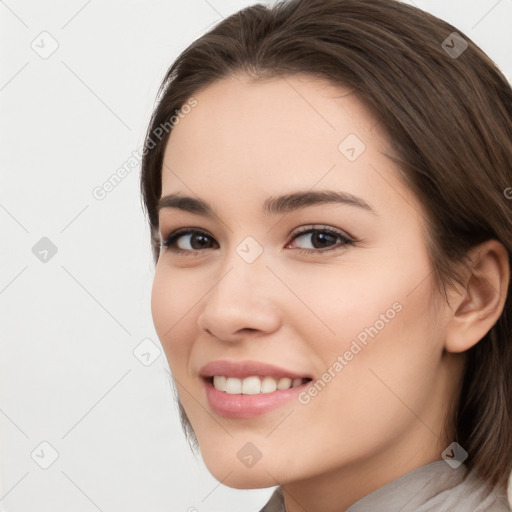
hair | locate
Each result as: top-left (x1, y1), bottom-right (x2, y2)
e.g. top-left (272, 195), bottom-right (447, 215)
top-left (140, 0), bottom-right (512, 492)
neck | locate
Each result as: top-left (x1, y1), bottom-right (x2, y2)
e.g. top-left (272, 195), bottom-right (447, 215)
top-left (282, 429), bottom-right (445, 512)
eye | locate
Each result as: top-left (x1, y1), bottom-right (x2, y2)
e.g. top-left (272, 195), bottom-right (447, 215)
top-left (160, 225), bottom-right (354, 256)
top-left (287, 226), bottom-right (354, 254)
top-left (161, 228), bottom-right (218, 255)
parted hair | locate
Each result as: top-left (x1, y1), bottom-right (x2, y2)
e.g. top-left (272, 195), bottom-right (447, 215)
top-left (140, 0), bottom-right (512, 491)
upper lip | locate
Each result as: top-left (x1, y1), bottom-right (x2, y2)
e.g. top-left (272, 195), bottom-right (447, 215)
top-left (199, 360), bottom-right (312, 380)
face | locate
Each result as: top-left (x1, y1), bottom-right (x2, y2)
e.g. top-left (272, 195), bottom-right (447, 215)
top-left (151, 73), bottom-right (458, 489)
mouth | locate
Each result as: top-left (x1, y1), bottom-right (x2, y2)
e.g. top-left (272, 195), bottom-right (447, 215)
top-left (199, 360), bottom-right (313, 419)
top-left (206, 375), bottom-right (311, 394)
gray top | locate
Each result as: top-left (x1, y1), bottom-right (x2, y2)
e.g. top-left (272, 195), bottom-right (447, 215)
top-left (259, 460), bottom-right (511, 512)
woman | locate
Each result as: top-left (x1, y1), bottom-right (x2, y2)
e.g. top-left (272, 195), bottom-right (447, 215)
top-left (140, 0), bottom-right (512, 510)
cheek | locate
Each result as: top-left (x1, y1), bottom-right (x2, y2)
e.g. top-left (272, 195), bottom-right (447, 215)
top-left (319, 240), bottom-right (434, 345)
top-left (289, 242), bottom-right (440, 405)
top-left (277, 256), bottom-right (428, 353)
top-left (150, 265), bottom-right (195, 372)
top-left (307, 269), bottom-right (441, 424)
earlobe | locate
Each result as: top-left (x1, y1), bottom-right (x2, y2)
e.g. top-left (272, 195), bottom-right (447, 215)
top-left (444, 240), bottom-right (510, 353)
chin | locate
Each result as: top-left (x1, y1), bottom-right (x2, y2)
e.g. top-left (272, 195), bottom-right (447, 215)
top-left (214, 472), bottom-right (278, 490)
top-left (202, 455), bottom-right (283, 489)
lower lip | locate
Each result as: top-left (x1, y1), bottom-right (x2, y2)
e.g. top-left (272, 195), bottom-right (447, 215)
top-left (203, 379), bottom-right (310, 419)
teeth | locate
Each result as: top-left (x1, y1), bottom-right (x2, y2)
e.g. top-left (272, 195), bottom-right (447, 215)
top-left (212, 375), bottom-right (306, 394)
top-left (225, 377), bottom-right (242, 394)
top-left (241, 376), bottom-right (261, 395)
top-left (261, 376), bottom-right (277, 393)
top-left (213, 376), bottom-right (227, 392)
top-left (277, 377), bottom-right (292, 390)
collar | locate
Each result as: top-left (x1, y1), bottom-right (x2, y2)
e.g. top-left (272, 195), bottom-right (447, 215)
top-left (260, 460), bottom-right (511, 512)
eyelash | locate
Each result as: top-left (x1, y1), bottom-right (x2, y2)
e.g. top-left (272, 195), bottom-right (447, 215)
top-left (160, 225), bottom-right (354, 256)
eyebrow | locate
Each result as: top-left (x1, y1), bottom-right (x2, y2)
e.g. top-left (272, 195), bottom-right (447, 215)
top-left (157, 190), bottom-right (377, 217)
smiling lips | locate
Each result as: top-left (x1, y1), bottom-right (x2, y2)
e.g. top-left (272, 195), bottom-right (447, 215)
top-left (199, 360), bottom-right (313, 418)
top-left (213, 375), bottom-right (308, 394)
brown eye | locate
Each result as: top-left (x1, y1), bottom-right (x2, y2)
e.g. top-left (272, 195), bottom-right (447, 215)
top-left (288, 226), bottom-right (354, 254)
top-left (161, 229), bottom-right (218, 254)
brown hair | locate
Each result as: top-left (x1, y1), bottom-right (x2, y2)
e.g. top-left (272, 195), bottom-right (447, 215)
top-left (140, 0), bottom-right (512, 491)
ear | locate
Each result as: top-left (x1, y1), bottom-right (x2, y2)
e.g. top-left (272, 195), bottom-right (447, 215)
top-left (444, 239), bottom-right (510, 353)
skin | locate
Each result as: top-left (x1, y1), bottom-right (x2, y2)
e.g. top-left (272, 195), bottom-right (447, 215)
top-left (151, 73), bottom-right (509, 512)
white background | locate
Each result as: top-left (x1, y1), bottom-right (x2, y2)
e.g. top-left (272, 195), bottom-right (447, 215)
top-left (1, 1), bottom-right (511, 511)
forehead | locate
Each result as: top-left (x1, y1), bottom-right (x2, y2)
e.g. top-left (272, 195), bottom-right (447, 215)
top-left (161, 73), bottom-right (414, 215)
top-left (164, 72), bottom-right (386, 158)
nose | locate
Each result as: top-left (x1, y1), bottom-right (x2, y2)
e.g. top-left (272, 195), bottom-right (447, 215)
top-left (197, 253), bottom-right (281, 343)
